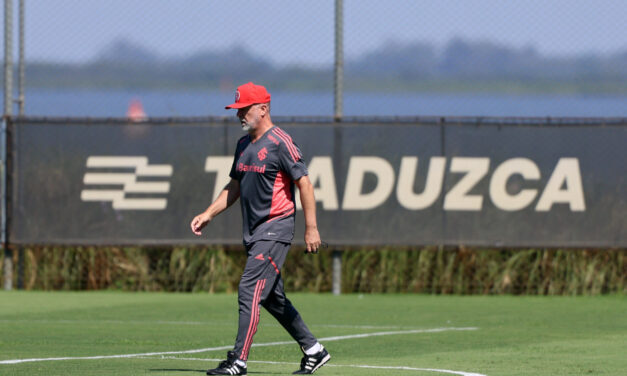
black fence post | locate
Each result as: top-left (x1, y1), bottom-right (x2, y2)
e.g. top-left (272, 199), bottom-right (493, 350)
top-left (2, 248), bottom-right (11, 290)
top-left (332, 249), bottom-right (342, 295)
top-left (17, 248), bottom-right (23, 289)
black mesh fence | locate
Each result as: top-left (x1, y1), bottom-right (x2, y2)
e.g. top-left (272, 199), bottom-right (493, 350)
top-left (6, 116), bottom-right (627, 248)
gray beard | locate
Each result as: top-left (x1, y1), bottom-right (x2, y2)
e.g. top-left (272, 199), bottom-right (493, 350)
top-left (241, 123), bottom-right (251, 132)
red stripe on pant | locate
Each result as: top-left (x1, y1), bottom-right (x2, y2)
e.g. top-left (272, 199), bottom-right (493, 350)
top-left (241, 278), bottom-right (266, 360)
top-left (268, 257), bottom-right (280, 275)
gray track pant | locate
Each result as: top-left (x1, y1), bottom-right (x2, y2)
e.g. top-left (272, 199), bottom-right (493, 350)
top-left (233, 240), bottom-right (317, 361)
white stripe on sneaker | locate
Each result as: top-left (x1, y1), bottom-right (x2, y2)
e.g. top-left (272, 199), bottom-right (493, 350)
top-left (311, 354), bottom-right (331, 373)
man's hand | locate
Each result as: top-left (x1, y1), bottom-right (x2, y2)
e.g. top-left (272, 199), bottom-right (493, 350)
top-left (190, 179), bottom-right (240, 236)
top-left (190, 212), bottom-right (212, 236)
top-left (304, 225), bottom-right (321, 253)
top-left (296, 176), bottom-right (322, 254)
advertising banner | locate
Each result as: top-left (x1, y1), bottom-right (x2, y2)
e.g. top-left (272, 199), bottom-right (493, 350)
top-left (7, 117), bottom-right (626, 247)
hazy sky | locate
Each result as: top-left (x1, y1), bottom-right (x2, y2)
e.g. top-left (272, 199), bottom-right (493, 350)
top-left (2, 0), bottom-right (626, 65)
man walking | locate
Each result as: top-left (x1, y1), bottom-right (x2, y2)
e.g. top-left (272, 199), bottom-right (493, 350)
top-left (191, 82), bottom-right (331, 375)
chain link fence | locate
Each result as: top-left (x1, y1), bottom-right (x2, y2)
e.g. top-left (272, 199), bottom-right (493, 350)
top-left (1, 0), bottom-right (626, 117)
top-left (2, 1), bottom-right (627, 292)
top-left (343, 0), bottom-right (627, 116)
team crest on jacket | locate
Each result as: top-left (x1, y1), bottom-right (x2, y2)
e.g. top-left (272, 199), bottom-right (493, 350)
top-left (257, 147), bottom-right (268, 161)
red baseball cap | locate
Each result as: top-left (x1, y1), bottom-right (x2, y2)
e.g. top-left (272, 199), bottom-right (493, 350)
top-left (225, 82), bottom-right (271, 109)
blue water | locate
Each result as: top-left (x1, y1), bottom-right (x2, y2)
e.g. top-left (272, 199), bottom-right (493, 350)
top-left (20, 88), bottom-right (627, 118)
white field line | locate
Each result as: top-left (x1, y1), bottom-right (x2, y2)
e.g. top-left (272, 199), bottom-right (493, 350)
top-left (316, 324), bottom-right (434, 330)
top-left (0, 327), bottom-right (477, 365)
top-left (0, 319), bottom-right (446, 330)
top-left (0, 319), bottom-right (217, 326)
top-left (139, 356), bottom-right (487, 376)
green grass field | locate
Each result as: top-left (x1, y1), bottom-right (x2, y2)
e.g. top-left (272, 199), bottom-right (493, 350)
top-left (1, 292), bottom-right (625, 376)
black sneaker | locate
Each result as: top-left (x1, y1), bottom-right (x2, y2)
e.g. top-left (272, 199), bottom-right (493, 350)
top-left (207, 351), bottom-right (247, 375)
top-left (293, 347), bottom-right (331, 374)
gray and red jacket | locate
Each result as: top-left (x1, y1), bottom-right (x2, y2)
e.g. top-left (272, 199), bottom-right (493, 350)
top-left (229, 126), bottom-right (308, 245)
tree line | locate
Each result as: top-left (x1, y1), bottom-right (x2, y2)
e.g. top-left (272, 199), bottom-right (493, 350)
top-left (21, 37), bottom-right (627, 94)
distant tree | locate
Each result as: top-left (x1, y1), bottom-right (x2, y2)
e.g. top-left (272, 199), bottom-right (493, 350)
top-left (93, 38), bottom-right (160, 64)
top-left (348, 40), bottom-right (437, 78)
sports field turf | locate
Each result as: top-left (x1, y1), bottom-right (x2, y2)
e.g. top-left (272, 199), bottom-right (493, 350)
top-left (0, 292), bottom-right (625, 375)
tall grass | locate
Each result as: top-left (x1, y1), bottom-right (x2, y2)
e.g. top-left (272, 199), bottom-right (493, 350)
top-left (1, 247), bottom-right (624, 295)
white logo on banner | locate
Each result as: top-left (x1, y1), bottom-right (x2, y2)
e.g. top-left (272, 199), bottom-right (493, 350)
top-left (204, 155), bottom-right (586, 212)
top-left (81, 156), bottom-right (173, 210)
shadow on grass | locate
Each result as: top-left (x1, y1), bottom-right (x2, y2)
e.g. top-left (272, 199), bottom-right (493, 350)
top-left (149, 370), bottom-right (282, 375)
top-left (149, 370), bottom-right (205, 373)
